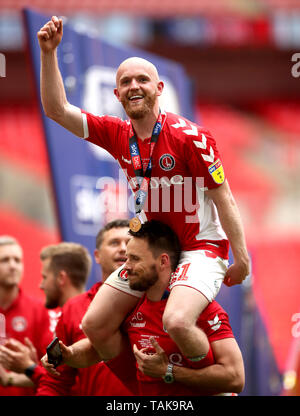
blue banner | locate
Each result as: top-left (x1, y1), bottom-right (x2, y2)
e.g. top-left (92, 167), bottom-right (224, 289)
top-left (23, 9), bottom-right (195, 288)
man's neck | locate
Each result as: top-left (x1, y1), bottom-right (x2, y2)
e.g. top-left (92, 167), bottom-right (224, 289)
top-left (0, 285), bottom-right (19, 310)
top-left (146, 271), bottom-right (171, 302)
top-left (131, 108), bottom-right (160, 141)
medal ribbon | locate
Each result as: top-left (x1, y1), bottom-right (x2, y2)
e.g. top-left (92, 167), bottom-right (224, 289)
top-left (129, 112), bottom-right (164, 215)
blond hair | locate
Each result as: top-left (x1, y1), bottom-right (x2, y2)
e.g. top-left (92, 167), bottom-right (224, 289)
top-left (0, 235), bottom-right (20, 247)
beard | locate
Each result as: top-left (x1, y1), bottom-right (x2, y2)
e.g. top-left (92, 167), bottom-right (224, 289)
top-left (121, 91), bottom-right (157, 120)
top-left (128, 265), bottom-right (158, 292)
top-left (45, 286), bottom-right (62, 309)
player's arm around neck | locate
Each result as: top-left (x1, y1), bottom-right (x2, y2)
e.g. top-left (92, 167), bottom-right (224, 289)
top-left (172, 337), bottom-right (245, 394)
top-left (38, 16), bottom-right (84, 138)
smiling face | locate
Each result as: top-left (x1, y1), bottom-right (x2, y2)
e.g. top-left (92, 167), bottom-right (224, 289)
top-left (95, 226), bottom-right (130, 281)
top-left (114, 57), bottom-right (164, 120)
top-left (124, 237), bottom-right (159, 292)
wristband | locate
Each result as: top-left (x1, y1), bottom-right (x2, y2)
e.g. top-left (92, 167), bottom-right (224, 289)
top-left (24, 363), bottom-right (37, 378)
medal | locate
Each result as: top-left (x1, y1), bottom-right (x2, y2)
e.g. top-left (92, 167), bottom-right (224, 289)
top-left (129, 217), bottom-right (142, 232)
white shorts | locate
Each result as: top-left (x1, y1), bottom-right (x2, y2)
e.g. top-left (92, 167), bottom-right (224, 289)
top-left (104, 251), bottom-right (228, 302)
top-left (169, 250), bottom-right (229, 302)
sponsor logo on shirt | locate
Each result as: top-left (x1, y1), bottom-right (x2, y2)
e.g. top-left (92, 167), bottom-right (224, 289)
top-left (208, 314), bottom-right (222, 331)
top-left (118, 268), bottom-right (128, 281)
top-left (159, 154), bottom-right (175, 171)
top-left (11, 316), bottom-right (27, 332)
top-left (130, 312), bottom-right (146, 328)
top-left (208, 159), bottom-right (225, 184)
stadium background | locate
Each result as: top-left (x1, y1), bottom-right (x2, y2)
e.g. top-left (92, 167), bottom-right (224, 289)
top-left (1, 0), bottom-right (300, 396)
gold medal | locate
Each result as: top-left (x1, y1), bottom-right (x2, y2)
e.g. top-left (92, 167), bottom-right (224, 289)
top-left (129, 217), bottom-right (142, 232)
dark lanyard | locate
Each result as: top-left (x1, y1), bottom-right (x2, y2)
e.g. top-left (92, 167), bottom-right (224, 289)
top-left (129, 112), bottom-right (163, 214)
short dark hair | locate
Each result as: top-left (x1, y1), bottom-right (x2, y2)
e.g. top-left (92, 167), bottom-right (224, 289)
top-left (40, 242), bottom-right (92, 289)
top-left (95, 219), bottom-right (129, 249)
top-left (129, 220), bottom-right (181, 272)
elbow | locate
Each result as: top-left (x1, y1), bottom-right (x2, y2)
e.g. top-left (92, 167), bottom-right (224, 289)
top-left (43, 107), bottom-right (63, 123)
top-left (228, 367), bottom-right (245, 394)
top-left (41, 99), bottom-right (67, 123)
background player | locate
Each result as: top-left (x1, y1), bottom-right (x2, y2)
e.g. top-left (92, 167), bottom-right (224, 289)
top-left (0, 221), bottom-right (135, 395)
top-left (0, 236), bottom-right (53, 395)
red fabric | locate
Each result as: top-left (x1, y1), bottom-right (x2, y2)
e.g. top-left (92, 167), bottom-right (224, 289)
top-left (0, 205), bottom-right (60, 302)
top-left (0, 289), bottom-right (53, 396)
top-left (36, 282), bottom-right (135, 396)
top-left (84, 110), bottom-right (229, 258)
top-left (252, 237), bottom-right (300, 372)
top-left (123, 297), bottom-right (234, 395)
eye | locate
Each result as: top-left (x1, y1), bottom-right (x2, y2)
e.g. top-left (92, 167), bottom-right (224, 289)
top-left (121, 78), bottom-right (130, 85)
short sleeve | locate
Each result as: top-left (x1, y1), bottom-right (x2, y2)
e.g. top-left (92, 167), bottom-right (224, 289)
top-left (186, 127), bottom-right (226, 190)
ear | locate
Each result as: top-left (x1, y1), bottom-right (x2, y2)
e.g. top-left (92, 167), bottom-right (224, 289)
top-left (114, 88), bottom-right (120, 101)
top-left (57, 270), bottom-right (68, 287)
top-left (157, 80), bottom-right (164, 97)
top-left (94, 248), bottom-right (101, 265)
top-left (159, 253), bottom-right (170, 269)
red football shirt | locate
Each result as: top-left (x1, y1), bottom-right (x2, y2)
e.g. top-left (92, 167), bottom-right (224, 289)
top-left (123, 296), bottom-right (234, 396)
top-left (82, 111), bottom-right (229, 258)
top-left (36, 282), bottom-right (136, 396)
top-left (0, 289), bottom-right (53, 396)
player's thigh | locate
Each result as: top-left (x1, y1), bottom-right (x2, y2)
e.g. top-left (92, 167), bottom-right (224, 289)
top-left (164, 250), bottom-right (228, 324)
top-left (163, 285), bottom-right (209, 327)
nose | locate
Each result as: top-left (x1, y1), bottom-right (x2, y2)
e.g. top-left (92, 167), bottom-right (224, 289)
top-left (124, 258), bottom-right (131, 271)
top-left (8, 258), bottom-right (18, 269)
top-left (119, 241), bottom-right (127, 254)
top-left (129, 78), bottom-right (139, 90)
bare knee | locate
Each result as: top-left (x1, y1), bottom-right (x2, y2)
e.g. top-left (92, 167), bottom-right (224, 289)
top-left (163, 310), bottom-right (191, 338)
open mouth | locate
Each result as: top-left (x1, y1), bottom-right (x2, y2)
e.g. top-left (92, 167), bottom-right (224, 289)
top-left (115, 257), bottom-right (127, 264)
top-left (128, 95), bottom-right (144, 102)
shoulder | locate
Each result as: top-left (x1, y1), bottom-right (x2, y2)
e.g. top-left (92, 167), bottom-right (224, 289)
top-left (83, 111), bottom-right (129, 128)
top-left (61, 291), bottom-right (90, 316)
top-left (18, 291), bottom-right (45, 309)
top-left (198, 300), bottom-right (229, 325)
top-left (165, 112), bottom-right (215, 144)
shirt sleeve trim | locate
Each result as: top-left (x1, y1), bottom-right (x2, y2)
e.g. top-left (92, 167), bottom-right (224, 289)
top-left (82, 112), bottom-right (89, 139)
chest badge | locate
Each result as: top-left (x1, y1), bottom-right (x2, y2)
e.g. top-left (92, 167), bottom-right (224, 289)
top-left (159, 154), bottom-right (175, 171)
top-left (11, 316), bottom-right (27, 332)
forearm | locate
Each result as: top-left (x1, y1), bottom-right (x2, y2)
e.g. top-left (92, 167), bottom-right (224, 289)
top-left (173, 363), bottom-right (241, 394)
top-left (40, 50), bottom-right (67, 120)
top-left (219, 199), bottom-right (248, 264)
top-left (65, 338), bottom-right (102, 368)
top-left (211, 182), bottom-right (249, 266)
top-left (6, 372), bottom-right (35, 388)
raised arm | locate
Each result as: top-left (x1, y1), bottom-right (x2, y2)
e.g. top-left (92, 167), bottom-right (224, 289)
top-left (206, 180), bottom-right (250, 286)
top-left (37, 16), bottom-right (84, 137)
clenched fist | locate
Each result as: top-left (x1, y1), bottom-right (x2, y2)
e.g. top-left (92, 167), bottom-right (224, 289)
top-left (37, 16), bottom-right (63, 53)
